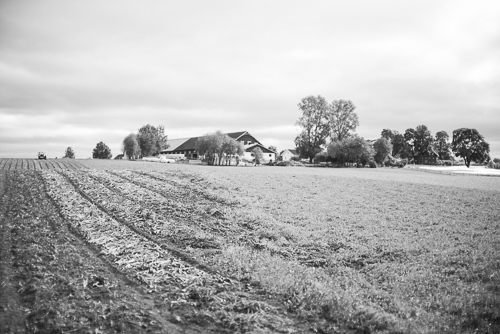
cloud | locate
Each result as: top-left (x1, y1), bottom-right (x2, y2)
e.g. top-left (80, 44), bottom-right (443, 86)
top-left (1, 0), bottom-right (499, 159)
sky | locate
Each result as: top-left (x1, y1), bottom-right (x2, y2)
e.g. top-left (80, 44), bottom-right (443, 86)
top-left (1, 0), bottom-right (499, 159)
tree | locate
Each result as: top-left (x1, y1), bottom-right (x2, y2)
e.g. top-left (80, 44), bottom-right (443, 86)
top-left (137, 124), bottom-right (169, 157)
top-left (294, 95), bottom-right (330, 163)
top-left (327, 99), bottom-right (359, 142)
top-left (63, 147), bottom-right (75, 159)
top-left (373, 137), bottom-right (393, 164)
top-left (122, 133), bottom-right (141, 160)
top-left (252, 147), bottom-right (264, 164)
top-left (403, 128), bottom-right (416, 162)
top-left (194, 131), bottom-right (242, 165)
top-left (327, 136), bottom-right (373, 167)
top-left (195, 132), bottom-right (223, 165)
top-left (224, 138), bottom-right (244, 165)
top-left (220, 135), bottom-right (244, 165)
top-left (433, 131), bottom-right (451, 160)
top-left (92, 141), bottom-right (112, 159)
top-left (268, 145), bottom-right (277, 153)
top-left (381, 129), bottom-right (394, 141)
top-left (414, 125), bottom-right (433, 157)
top-left (451, 128), bottom-right (490, 168)
top-left (392, 132), bottom-right (406, 157)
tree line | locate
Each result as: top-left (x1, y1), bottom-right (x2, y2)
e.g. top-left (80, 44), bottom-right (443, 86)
top-left (295, 95), bottom-right (491, 167)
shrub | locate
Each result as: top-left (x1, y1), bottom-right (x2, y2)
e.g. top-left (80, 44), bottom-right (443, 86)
top-left (369, 160), bottom-right (377, 168)
top-left (276, 160), bottom-right (304, 167)
top-left (494, 158), bottom-right (500, 164)
top-left (487, 161), bottom-right (500, 169)
top-left (383, 159), bottom-right (391, 167)
top-left (314, 151), bottom-right (329, 164)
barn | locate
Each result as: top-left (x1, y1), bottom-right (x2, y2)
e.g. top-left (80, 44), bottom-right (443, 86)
top-left (160, 131), bottom-right (277, 162)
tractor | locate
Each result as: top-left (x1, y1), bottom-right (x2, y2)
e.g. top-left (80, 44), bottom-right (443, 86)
top-left (38, 152), bottom-right (47, 160)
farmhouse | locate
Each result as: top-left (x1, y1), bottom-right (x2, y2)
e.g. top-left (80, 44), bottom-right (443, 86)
top-left (160, 131), bottom-right (277, 162)
top-left (279, 149), bottom-right (299, 161)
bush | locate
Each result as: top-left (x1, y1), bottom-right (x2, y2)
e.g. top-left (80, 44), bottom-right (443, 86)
top-left (494, 158), bottom-right (500, 164)
top-left (487, 161), bottom-right (500, 169)
top-left (383, 159), bottom-right (391, 167)
top-left (387, 157), bottom-right (407, 168)
top-left (314, 151), bottom-right (329, 164)
top-left (369, 160), bottom-right (377, 168)
top-left (276, 160), bottom-right (304, 167)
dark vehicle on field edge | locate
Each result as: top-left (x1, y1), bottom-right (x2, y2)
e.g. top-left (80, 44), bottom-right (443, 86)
top-left (38, 152), bottom-right (47, 160)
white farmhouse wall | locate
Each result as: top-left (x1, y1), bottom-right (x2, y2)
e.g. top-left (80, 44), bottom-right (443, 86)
top-left (243, 151), bottom-right (276, 163)
top-left (281, 151), bottom-right (294, 161)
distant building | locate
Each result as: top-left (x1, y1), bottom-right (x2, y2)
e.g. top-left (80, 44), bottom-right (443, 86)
top-left (160, 131), bottom-right (277, 163)
top-left (279, 149), bottom-right (299, 161)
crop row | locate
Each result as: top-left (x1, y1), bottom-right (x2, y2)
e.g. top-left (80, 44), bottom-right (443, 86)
top-left (42, 170), bottom-right (303, 332)
top-left (54, 169), bottom-right (405, 332)
top-left (4, 171), bottom-right (181, 333)
top-left (0, 158), bottom-right (84, 170)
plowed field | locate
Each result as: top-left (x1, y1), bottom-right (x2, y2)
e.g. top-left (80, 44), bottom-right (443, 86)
top-left (1, 158), bottom-right (499, 333)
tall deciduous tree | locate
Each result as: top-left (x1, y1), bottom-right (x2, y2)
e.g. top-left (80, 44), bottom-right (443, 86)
top-left (392, 132), bottom-right (406, 157)
top-left (92, 141), bottom-right (112, 159)
top-left (381, 129), bottom-right (394, 141)
top-left (414, 125), bottom-right (433, 157)
top-left (373, 138), bottom-right (393, 164)
top-left (122, 133), bottom-right (140, 160)
top-left (403, 128), bottom-right (416, 162)
top-left (381, 129), bottom-right (405, 157)
top-left (137, 124), bottom-right (169, 157)
top-left (451, 128), bottom-right (490, 168)
top-left (63, 147), bottom-right (75, 159)
top-left (434, 131), bottom-right (451, 160)
top-left (327, 100), bottom-right (359, 141)
top-left (294, 95), bottom-right (330, 163)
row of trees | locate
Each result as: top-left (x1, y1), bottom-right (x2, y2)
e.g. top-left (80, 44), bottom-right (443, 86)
top-left (295, 96), bottom-right (359, 163)
top-left (122, 124), bottom-right (169, 159)
top-left (295, 95), bottom-right (491, 167)
top-left (379, 126), bottom-right (490, 167)
top-left (194, 131), bottom-right (246, 165)
top-left (314, 126), bottom-right (490, 168)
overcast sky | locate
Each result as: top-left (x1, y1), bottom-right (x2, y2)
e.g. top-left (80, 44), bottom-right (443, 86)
top-left (1, 0), bottom-right (499, 159)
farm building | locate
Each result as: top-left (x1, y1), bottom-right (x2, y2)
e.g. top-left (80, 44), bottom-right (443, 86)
top-left (160, 131), bottom-right (277, 163)
top-left (279, 149), bottom-right (299, 161)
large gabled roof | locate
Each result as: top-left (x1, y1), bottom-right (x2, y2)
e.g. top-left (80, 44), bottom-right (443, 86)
top-left (165, 137), bottom-right (191, 151)
top-left (245, 143), bottom-right (276, 154)
top-left (280, 149), bottom-right (298, 156)
top-left (226, 131), bottom-right (247, 140)
top-left (173, 136), bottom-right (201, 151)
top-left (162, 131), bottom-right (256, 152)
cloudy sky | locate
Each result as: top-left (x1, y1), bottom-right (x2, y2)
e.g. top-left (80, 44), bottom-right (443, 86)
top-left (1, 0), bottom-right (499, 159)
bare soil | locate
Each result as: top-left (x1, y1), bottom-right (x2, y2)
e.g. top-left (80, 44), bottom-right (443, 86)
top-left (1, 158), bottom-right (499, 333)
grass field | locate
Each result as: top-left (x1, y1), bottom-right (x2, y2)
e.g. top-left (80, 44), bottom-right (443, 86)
top-left (1, 158), bottom-right (499, 333)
